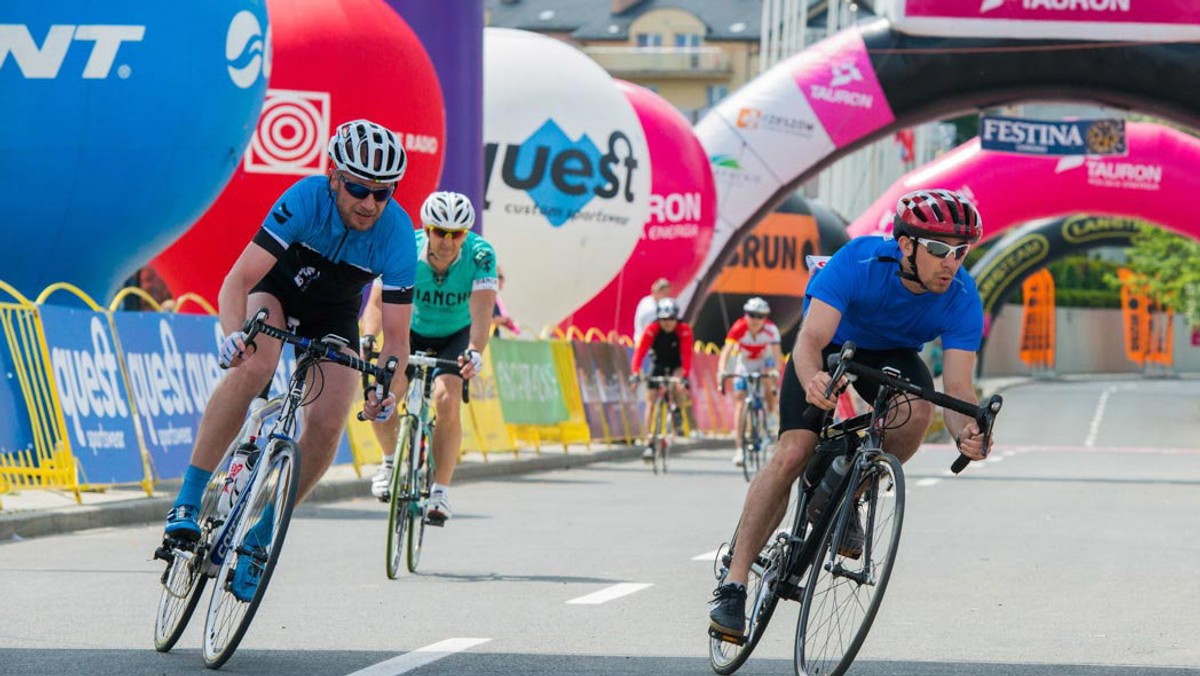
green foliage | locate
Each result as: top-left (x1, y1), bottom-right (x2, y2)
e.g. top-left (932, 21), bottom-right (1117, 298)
top-left (1055, 288), bottom-right (1121, 309)
top-left (1103, 224), bottom-right (1200, 325)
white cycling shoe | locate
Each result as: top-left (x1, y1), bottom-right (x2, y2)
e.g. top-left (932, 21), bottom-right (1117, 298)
top-left (370, 461), bottom-right (392, 502)
top-left (731, 449), bottom-right (745, 467)
top-left (426, 491), bottom-right (452, 523)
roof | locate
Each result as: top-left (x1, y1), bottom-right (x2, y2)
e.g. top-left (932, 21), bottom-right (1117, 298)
top-left (485, 0), bottom-right (765, 41)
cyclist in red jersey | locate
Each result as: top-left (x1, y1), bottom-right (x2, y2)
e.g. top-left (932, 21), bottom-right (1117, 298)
top-left (630, 298), bottom-right (694, 459)
top-left (718, 297), bottom-right (785, 466)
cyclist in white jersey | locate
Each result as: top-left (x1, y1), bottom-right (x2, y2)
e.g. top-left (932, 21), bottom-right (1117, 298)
top-left (718, 297), bottom-right (784, 466)
top-left (361, 191), bottom-right (498, 524)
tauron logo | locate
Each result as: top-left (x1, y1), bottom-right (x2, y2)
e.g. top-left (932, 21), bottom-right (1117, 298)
top-left (829, 61), bottom-right (863, 88)
top-left (226, 10), bottom-right (269, 89)
top-left (0, 24), bottom-right (145, 79)
top-left (484, 119), bottom-right (640, 227)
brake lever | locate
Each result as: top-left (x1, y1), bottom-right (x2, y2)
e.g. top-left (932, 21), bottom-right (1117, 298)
top-left (951, 394), bottom-right (1003, 475)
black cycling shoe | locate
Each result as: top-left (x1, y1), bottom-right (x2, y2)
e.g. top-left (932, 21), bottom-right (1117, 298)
top-left (708, 582), bottom-right (747, 639)
top-left (837, 509), bottom-right (865, 559)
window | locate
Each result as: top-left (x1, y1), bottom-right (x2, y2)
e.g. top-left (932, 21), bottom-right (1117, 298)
top-left (636, 33), bottom-right (663, 47)
top-left (674, 34), bottom-right (701, 48)
top-left (706, 84), bottom-right (728, 107)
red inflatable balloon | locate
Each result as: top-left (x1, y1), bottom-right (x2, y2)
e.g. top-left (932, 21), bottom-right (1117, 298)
top-left (153, 0), bottom-right (445, 306)
top-left (559, 80), bottom-right (716, 339)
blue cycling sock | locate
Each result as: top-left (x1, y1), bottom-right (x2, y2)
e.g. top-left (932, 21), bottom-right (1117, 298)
top-left (174, 465), bottom-right (213, 510)
top-left (245, 502), bottom-right (276, 549)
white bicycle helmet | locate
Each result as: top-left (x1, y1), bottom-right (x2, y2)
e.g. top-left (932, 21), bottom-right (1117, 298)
top-left (743, 297), bottom-right (770, 315)
top-left (656, 298), bottom-right (680, 319)
top-left (420, 191), bottom-right (476, 231)
top-left (327, 119), bottom-right (407, 184)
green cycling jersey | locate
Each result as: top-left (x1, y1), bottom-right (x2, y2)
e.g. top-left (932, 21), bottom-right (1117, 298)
top-left (409, 229), bottom-right (499, 337)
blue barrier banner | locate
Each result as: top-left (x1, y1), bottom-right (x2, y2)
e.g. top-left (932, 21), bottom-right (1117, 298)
top-left (980, 115), bottom-right (1126, 157)
top-left (39, 305), bottom-right (143, 484)
top-left (0, 334), bottom-right (36, 456)
top-left (111, 312), bottom-right (224, 480)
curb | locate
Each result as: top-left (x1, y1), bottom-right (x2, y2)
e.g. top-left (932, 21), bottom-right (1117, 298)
top-left (0, 438), bottom-right (731, 542)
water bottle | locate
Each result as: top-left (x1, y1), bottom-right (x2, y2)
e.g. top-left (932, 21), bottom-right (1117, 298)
top-left (806, 455), bottom-right (848, 522)
top-left (217, 438), bottom-right (260, 517)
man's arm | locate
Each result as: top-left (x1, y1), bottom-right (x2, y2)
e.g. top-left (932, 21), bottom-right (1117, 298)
top-left (361, 282), bottom-right (383, 339)
top-left (793, 299), bottom-right (842, 410)
top-left (460, 288), bottom-right (497, 379)
top-left (631, 324), bottom-right (655, 372)
top-left (941, 348), bottom-right (988, 458)
top-left (217, 242), bottom-right (278, 335)
top-left (365, 300), bottom-right (411, 419)
top-left (717, 341), bottom-right (735, 376)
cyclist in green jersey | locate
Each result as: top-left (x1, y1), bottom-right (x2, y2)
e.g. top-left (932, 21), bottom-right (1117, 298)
top-left (361, 191), bottom-right (498, 524)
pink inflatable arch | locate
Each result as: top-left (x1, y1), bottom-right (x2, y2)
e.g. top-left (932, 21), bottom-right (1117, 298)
top-left (847, 121), bottom-right (1200, 244)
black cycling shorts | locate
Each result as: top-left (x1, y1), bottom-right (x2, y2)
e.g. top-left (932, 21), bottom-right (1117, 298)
top-left (409, 325), bottom-right (470, 379)
top-left (250, 273), bottom-right (359, 348)
top-left (780, 345), bottom-right (933, 434)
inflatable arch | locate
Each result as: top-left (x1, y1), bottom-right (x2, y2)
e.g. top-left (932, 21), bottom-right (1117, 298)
top-left (970, 214), bottom-right (1144, 321)
top-left (680, 17), bottom-right (1200, 318)
top-left (844, 121), bottom-right (1200, 244)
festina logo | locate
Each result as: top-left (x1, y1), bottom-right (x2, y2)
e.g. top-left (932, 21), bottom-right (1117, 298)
top-left (981, 118), bottom-right (1083, 147)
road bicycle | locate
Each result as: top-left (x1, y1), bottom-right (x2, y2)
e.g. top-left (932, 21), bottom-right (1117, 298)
top-left (723, 372), bottom-right (778, 482)
top-left (360, 343), bottom-right (465, 579)
top-left (708, 342), bottom-right (1002, 676)
top-left (632, 374), bottom-right (687, 475)
top-left (153, 308), bottom-right (395, 669)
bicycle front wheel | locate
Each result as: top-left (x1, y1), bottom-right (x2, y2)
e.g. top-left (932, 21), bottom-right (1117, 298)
top-left (795, 453), bottom-right (905, 676)
top-left (738, 406), bottom-right (755, 482)
top-left (202, 440), bottom-right (300, 670)
top-left (406, 425), bottom-right (431, 573)
top-left (709, 539), bottom-right (784, 674)
top-left (387, 415), bottom-right (417, 580)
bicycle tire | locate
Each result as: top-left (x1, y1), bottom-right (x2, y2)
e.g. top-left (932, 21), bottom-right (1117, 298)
top-left (795, 453), bottom-right (905, 676)
top-left (154, 447), bottom-right (231, 652)
top-left (738, 405), bottom-right (755, 482)
top-left (651, 399), bottom-right (668, 475)
top-left (749, 406), bottom-right (769, 476)
top-left (387, 415), bottom-right (417, 580)
top-left (708, 542), bottom-right (783, 674)
top-left (202, 440), bottom-right (300, 670)
top-left (406, 423), bottom-right (430, 573)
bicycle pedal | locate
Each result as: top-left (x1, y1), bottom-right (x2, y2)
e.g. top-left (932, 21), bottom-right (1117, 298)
top-left (708, 626), bottom-right (746, 646)
top-left (424, 515), bottom-right (447, 528)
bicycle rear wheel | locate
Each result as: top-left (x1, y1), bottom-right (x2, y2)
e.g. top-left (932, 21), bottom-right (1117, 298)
top-left (795, 453), bottom-right (905, 676)
top-left (708, 539), bottom-right (784, 674)
top-left (749, 407), bottom-right (769, 475)
top-left (406, 425), bottom-right (431, 573)
top-left (651, 399), bottom-right (668, 475)
top-left (202, 440), bottom-right (300, 669)
top-left (387, 415), bottom-right (417, 580)
top-left (154, 446), bottom-right (231, 652)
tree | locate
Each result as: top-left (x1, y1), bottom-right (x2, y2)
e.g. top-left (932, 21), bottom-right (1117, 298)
top-left (1106, 225), bottom-right (1200, 325)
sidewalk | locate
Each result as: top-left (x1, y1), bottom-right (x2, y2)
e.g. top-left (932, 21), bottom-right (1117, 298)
top-left (0, 438), bottom-right (731, 542)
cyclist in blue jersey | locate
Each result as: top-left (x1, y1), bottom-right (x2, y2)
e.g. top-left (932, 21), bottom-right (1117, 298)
top-left (361, 190), bottom-right (498, 524)
top-left (709, 189), bottom-right (996, 641)
top-left (162, 120), bottom-right (417, 597)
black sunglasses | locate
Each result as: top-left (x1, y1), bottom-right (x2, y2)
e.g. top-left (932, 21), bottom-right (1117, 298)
top-left (339, 175), bottom-right (393, 203)
top-left (746, 312), bottom-right (768, 320)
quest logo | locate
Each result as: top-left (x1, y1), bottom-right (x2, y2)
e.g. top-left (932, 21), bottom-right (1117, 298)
top-left (226, 9), bottom-right (270, 89)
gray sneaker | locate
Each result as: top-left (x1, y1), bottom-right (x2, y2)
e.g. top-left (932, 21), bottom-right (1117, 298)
top-left (837, 509), bottom-right (864, 559)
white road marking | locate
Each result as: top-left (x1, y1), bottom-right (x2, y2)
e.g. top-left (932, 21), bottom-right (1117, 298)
top-left (915, 477), bottom-right (941, 487)
top-left (1084, 385), bottom-right (1118, 448)
top-left (567, 583), bottom-right (653, 605)
top-left (345, 638), bottom-right (491, 676)
top-left (692, 548), bottom-right (721, 561)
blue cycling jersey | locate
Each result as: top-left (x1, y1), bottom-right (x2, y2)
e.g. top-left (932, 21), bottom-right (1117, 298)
top-left (252, 175), bottom-right (416, 310)
top-left (802, 236), bottom-right (983, 352)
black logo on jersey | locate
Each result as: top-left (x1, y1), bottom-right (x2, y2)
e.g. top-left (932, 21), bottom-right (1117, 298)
top-left (294, 265), bottom-right (319, 291)
top-left (474, 248), bottom-right (495, 274)
top-left (272, 202), bottom-right (294, 225)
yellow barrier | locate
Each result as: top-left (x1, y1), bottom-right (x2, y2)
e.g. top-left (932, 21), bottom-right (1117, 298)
top-left (108, 286), bottom-right (163, 312)
top-left (464, 349), bottom-right (517, 456)
top-left (0, 281), bottom-right (81, 502)
top-left (173, 292), bottom-right (218, 315)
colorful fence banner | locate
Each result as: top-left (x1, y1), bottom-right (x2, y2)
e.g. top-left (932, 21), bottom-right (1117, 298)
top-left (571, 341), bottom-right (611, 441)
top-left (462, 349), bottom-right (516, 454)
top-left (489, 339), bottom-right (568, 426)
top-left (38, 305), bottom-right (143, 484)
top-left (0, 320), bottom-right (36, 455)
top-left (980, 115), bottom-right (1126, 157)
top-left (110, 312), bottom-right (224, 480)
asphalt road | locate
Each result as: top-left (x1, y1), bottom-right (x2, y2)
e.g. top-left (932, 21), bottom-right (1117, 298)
top-left (1, 377), bottom-right (1198, 676)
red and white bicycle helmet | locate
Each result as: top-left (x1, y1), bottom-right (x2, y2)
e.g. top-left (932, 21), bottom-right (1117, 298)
top-left (327, 119), bottom-right (407, 184)
top-left (893, 189), bottom-right (982, 243)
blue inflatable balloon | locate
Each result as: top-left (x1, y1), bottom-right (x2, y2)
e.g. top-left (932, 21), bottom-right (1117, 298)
top-left (0, 1), bottom-right (269, 301)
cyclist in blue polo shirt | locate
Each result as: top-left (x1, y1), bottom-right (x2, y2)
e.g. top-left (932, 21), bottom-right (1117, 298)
top-left (709, 189), bottom-right (996, 641)
top-left (161, 119), bottom-right (417, 601)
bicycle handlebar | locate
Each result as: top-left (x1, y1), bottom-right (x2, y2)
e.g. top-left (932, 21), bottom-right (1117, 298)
top-left (240, 309), bottom-right (399, 420)
top-left (359, 345), bottom-right (470, 405)
top-left (720, 372), bottom-right (778, 382)
top-left (801, 342), bottom-right (1003, 474)
top-left (630, 374), bottom-right (689, 387)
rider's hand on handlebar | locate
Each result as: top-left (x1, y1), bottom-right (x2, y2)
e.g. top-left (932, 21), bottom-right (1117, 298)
top-left (360, 334), bottom-right (377, 358)
top-left (458, 349), bottom-right (483, 380)
top-left (955, 421), bottom-right (989, 460)
top-left (218, 330), bottom-right (256, 369)
top-left (804, 371), bottom-right (841, 411)
top-left (362, 387), bottom-right (397, 423)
